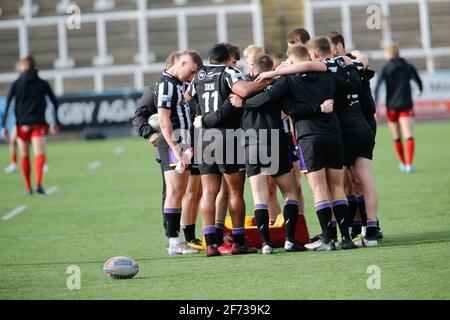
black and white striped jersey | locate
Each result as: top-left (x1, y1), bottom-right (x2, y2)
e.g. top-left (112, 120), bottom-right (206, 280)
top-left (155, 70), bottom-right (192, 132)
top-left (187, 65), bottom-right (245, 118)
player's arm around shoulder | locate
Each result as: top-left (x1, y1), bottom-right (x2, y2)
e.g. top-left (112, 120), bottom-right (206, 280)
top-left (224, 66), bottom-right (266, 98)
top-left (255, 61), bottom-right (327, 82)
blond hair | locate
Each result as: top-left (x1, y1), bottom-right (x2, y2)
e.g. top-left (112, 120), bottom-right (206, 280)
top-left (165, 51), bottom-right (180, 69)
top-left (243, 45), bottom-right (264, 60)
top-left (287, 45), bottom-right (310, 61)
top-left (384, 42), bottom-right (400, 57)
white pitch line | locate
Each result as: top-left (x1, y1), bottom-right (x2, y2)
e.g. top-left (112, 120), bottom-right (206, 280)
top-left (2, 205), bottom-right (27, 221)
top-left (88, 160), bottom-right (102, 171)
top-left (46, 185), bottom-right (59, 195)
top-left (113, 146), bottom-right (125, 155)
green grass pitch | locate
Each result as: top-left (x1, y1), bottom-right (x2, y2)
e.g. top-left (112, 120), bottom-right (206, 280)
top-left (0, 121), bottom-right (449, 300)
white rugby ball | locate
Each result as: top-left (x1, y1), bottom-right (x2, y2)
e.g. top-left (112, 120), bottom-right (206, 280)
top-left (148, 113), bottom-right (160, 132)
top-left (103, 256), bottom-right (139, 280)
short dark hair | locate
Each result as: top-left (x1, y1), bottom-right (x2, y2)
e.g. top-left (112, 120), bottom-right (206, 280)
top-left (253, 54), bottom-right (274, 74)
top-left (307, 36), bottom-right (331, 56)
top-left (223, 43), bottom-right (241, 61)
top-left (20, 55), bottom-right (36, 69)
top-left (287, 46), bottom-right (310, 61)
top-left (288, 28), bottom-right (311, 45)
top-left (209, 43), bottom-right (230, 64)
top-left (326, 31), bottom-right (345, 49)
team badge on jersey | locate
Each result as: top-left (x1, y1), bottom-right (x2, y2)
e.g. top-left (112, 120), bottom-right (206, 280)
top-left (198, 70), bottom-right (206, 81)
top-left (336, 58), bottom-right (346, 68)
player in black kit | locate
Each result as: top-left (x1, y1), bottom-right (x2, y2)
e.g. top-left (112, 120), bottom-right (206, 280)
top-left (185, 43), bottom-right (269, 256)
top-left (253, 46), bottom-right (361, 250)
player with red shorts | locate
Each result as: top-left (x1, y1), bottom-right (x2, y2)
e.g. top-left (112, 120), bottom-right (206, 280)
top-left (1, 56), bottom-right (59, 195)
top-left (375, 43), bottom-right (423, 173)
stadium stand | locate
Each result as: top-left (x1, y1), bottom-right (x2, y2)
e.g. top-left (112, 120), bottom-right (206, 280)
top-left (0, 0), bottom-right (262, 95)
top-left (0, 0), bottom-right (449, 96)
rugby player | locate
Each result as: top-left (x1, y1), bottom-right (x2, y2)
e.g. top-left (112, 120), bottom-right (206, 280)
top-left (249, 46), bottom-right (361, 250)
top-left (132, 52), bottom-right (203, 252)
top-left (375, 42), bottom-right (422, 173)
top-left (287, 28), bottom-right (311, 48)
top-left (1, 56), bottom-right (59, 195)
top-left (3, 126), bottom-right (18, 174)
top-left (243, 44), bottom-right (284, 226)
top-left (256, 37), bottom-right (380, 247)
top-left (155, 50), bottom-right (203, 255)
top-left (326, 31), bottom-right (382, 239)
top-left (186, 43), bottom-right (268, 256)
top-left (213, 43), bottom-right (244, 253)
top-left (229, 54), bottom-right (311, 253)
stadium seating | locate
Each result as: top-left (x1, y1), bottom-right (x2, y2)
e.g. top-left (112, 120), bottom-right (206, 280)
top-left (0, 0), bottom-right (449, 95)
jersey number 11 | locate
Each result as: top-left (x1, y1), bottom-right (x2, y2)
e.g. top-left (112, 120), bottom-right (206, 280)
top-left (202, 91), bottom-right (219, 112)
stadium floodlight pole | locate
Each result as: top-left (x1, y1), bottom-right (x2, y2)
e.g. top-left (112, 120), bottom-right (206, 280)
top-left (251, 0), bottom-right (264, 48)
top-left (19, 0), bottom-right (39, 22)
top-left (135, 0), bottom-right (156, 66)
top-left (216, 11), bottom-right (228, 43)
top-left (418, 0), bottom-right (434, 73)
top-left (177, 12), bottom-right (188, 52)
top-left (54, 18), bottom-right (75, 69)
top-left (379, 0), bottom-right (392, 47)
top-left (340, 2), bottom-right (354, 51)
top-left (303, 0), bottom-right (315, 37)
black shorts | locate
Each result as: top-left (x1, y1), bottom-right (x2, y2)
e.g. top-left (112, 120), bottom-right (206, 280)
top-left (299, 135), bottom-right (344, 173)
top-left (245, 144), bottom-right (293, 178)
top-left (285, 134), bottom-right (300, 164)
top-left (197, 137), bottom-right (246, 176)
top-left (342, 130), bottom-right (375, 166)
top-left (190, 164), bottom-right (201, 176)
top-left (157, 135), bottom-right (191, 172)
top-left (366, 117), bottom-right (377, 138)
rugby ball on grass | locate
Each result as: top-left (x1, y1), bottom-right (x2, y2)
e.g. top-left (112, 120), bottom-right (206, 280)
top-left (103, 256), bottom-right (139, 280)
top-left (148, 114), bottom-right (160, 132)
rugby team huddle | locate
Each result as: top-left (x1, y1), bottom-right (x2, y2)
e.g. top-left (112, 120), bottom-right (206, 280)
top-left (132, 28), bottom-right (387, 257)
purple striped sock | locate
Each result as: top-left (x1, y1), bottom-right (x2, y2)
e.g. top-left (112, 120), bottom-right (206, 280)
top-left (285, 200), bottom-right (299, 206)
top-left (203, 226), bottom-right (216, 235)
top-left (164, 208), bottom-right (180, 214)
top-left (254, 204), bottom-right (268, 210)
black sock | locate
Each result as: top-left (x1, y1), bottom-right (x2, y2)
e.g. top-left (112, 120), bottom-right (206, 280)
top-left (314, 201), bottom-right (333, 243)
top-left (332, 199), bottom-right (352, 241)
top-left (215, 221), bottom-right (225, 246)
top-left (182, 224), bottom-right (196, 242)
top-left (357, 195), bottom-right (367, 226)
top-left (164, 208), bottom-right (181, 238)
top-left (330, 220), bottom-right (337, 239)
top-left (352, 221), bottom-right (362, 237)
top-left (254, 204), bottom-right (270, 244)
top-left (203, 226), bottom-right (217, 246)
top-left (347, 195), bottom-right (358, 229)
top-left (161, 163), bottom-right (168, 237)
top-left (284, 200), bottom-right (299, 241)
top-left (366, 220), bottom-right (378, 238)
top-left (232, 228), bottom-right (245, 246)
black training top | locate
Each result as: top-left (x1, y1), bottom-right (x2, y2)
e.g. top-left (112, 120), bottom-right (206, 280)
top-left (132, 84), bottom-right (158, 139)
top-left (254, 70), bottom-right (360, 139)
top-left (374, 57), bottom-right (423, 111)
top-left (322, 57), bottom-right (370, 134)
top-left (2, 69), bottom-right (59, 128)
top-left (347, 54), bottom-right (377, 122)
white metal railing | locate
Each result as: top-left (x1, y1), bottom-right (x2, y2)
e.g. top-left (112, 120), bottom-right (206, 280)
top-left (304, 0), bottom-right (450, 73)
top-left (0, 0), bottom-right (264, 95)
